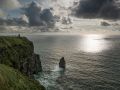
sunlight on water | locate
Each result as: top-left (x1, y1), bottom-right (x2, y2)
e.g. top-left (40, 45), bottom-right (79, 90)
top-left (52, 65), bottom-right (63, 72)
top-left (79, 34), bottom-right (108, 53)
top-left (28, 34), bottom-right (120, 90)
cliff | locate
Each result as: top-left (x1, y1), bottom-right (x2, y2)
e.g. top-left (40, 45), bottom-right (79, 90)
top-left (0, 36), bottom-right (45, 90)
top-left (0, 64), bottom-right (45, 90)
top-left (0, 36), bottom-right (42, 77)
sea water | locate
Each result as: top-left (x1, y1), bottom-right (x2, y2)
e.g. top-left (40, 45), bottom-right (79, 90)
top-left (27, 34), bottom-right (120, 90)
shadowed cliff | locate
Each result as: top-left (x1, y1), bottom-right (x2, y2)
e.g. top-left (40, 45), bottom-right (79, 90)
top-left (0, 36), bottom-right (42, 77)
top-left (0, 36), bottom-right (45, 90)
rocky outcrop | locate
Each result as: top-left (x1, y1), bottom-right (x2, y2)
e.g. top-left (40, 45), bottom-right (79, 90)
top-left (101, 21), bottom-right (110, 26)
top-left (0, 36), bottom-right (42, 77)
top-left (59, 57), bottom-right (66, 69)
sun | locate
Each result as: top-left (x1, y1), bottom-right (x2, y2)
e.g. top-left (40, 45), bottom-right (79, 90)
top-left (79, 35), bottom-right (108, 53)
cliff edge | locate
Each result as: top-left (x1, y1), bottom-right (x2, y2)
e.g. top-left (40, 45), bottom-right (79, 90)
top-left (0, 36), bottom-right (44, 90)
top-left (0, 36), bottom-right (42, 77)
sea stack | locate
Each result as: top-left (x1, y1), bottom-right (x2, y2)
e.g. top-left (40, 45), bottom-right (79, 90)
top-left (59, 57), bottom-right (66, 69)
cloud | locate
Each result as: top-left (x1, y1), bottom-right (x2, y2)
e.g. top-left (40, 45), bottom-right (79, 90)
top-left (19, 0), bottom-right (51, 9)
top-left (0, 0), bottom-right (21, 10)
top-left (0, 9), bottom-right (5, 17)
top-left (24, 1), bottom-right (54, 26)
top-left (74, 0), bottom-right (120, 19)
top-left (20, 14), bottom-right (29, 23)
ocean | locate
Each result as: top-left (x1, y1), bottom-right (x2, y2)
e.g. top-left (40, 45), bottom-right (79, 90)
top-left (27, 34), bottom-right (120, 90)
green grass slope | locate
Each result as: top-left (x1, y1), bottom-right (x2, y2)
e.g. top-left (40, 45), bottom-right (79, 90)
top-left (0, 36), bottom-right (42, 76)
top-left (0, 64), bottom-right (45, 90)
top-left (0, 36), bottom-right (33, 67)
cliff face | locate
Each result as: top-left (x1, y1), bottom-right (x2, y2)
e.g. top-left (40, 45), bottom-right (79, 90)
top-left (0, 36), bottom-right (42, 77)
top-left (0, 36), bottom-right (45, 90)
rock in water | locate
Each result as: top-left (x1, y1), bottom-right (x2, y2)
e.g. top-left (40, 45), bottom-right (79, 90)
top-left (59, 57), bottom-right (66, 69)
top-left (101, 21), bottom-right (110, 26)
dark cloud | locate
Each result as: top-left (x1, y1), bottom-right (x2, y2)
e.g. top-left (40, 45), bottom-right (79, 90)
top-left (24, 1), bottom-right (54, 26)
top-left (74, 0), bottom-right (120, 19)
top-left (41, 9), bottom-right (54, 22)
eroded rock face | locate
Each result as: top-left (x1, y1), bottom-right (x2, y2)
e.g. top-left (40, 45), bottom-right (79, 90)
top-left (19, 53), bottom-right (42, 77)
top-left (0, 36), bottom-right (42, 77)
top-left (59, 57), bottom-right (66, 69)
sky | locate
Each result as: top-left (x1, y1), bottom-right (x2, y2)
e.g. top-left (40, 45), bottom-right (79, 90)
top-left (0, 0), bottom-right (75, 18)
top-left (0, 0), bottom-right (120, 19)
top-left (0, 0), bottom-right (21, 18)
top-left (74, 0), bottom-right (120, 19)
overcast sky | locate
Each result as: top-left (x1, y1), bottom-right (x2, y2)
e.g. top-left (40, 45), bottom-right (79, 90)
top-left (0, 0), bottom-right (120, 19)
top-left (0, 0), bottom-right (39, 17)
top-left (0, 0), bottom-right (75, 18)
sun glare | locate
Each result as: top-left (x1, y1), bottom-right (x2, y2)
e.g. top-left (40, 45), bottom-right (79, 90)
top-left (79, 35), bottom-right (107, 53)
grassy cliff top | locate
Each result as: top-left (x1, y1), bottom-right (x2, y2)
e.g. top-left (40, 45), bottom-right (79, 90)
top-left (0, 36), bottom-right (34, 67)
top-left (0, 36), bottom-right (33, 48)
top-left (0, 64), bottom-right (45, 90)
top-left (0, 36), bottom-right (45, 90)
